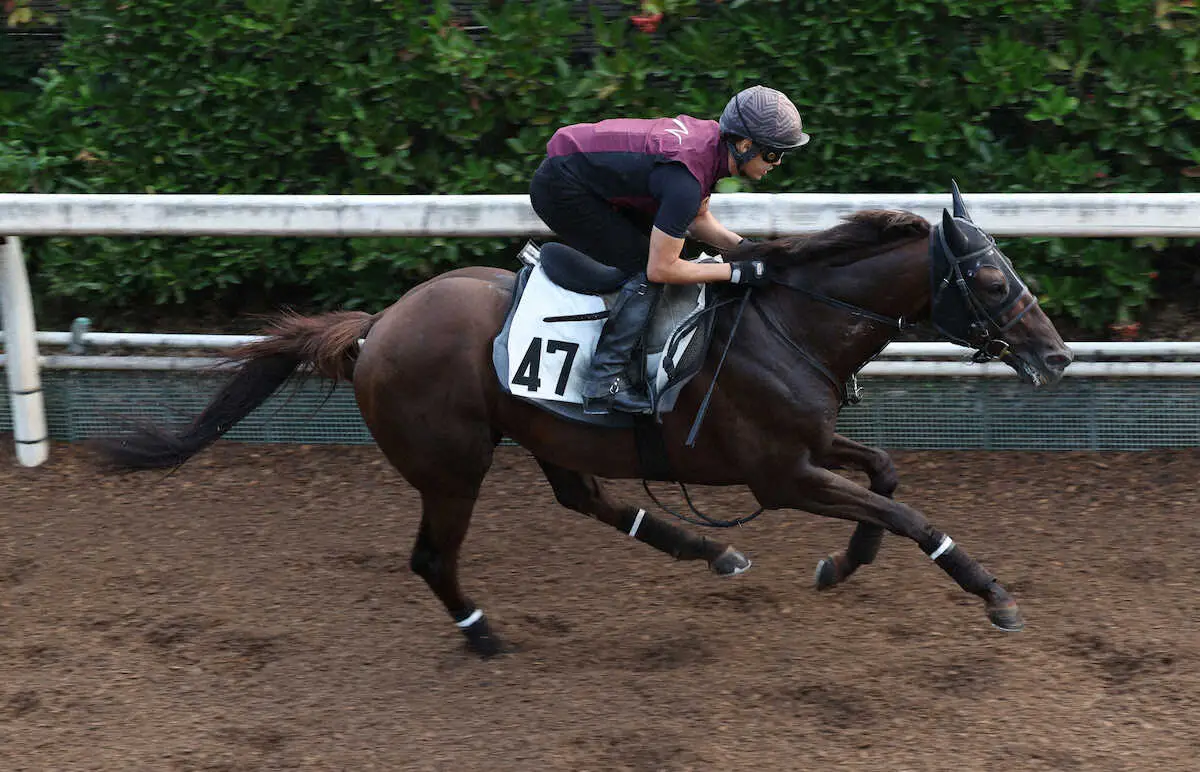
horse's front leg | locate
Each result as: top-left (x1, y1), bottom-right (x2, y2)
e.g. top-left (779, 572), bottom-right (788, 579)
top-left (757, 462), bottom-right (1023, 631)
top-left (814, 433), bottom-right (896, 590)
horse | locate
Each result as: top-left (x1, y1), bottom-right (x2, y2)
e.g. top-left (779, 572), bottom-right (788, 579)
top-left (97, 184), bottom-right (1073, 657)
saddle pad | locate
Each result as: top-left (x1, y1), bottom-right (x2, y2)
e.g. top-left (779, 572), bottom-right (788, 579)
top-left (492, 245), bottom-right (718, 427)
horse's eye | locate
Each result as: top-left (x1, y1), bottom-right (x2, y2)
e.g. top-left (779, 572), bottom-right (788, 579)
top-left (988, 282), bottom-right (1006, 297)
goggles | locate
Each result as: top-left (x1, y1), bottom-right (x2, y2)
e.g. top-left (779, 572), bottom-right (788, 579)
top-left (755, 144), bottom-right (786, 164)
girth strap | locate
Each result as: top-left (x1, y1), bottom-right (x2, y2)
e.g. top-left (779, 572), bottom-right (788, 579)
top-left (634, 416), bottom-right (673, 481)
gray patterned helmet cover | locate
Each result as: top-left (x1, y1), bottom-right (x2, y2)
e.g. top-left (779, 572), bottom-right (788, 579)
top-left (719, 85), bottom-right (811, 149)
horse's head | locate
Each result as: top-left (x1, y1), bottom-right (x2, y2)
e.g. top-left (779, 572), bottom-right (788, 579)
top-left (930, 182), bottom-right (1073, 386)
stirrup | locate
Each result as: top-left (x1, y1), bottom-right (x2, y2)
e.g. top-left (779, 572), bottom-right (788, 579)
top-left (582, 392), bottom-right (615, 415)
top-left (582, 377), bottom-right (620, 415)
top-left (582, 377), bottom-right (653, 416)
top-left (609, 388), bottom-right (654, 415)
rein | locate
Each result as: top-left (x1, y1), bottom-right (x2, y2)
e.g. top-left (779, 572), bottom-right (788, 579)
top-left (752, 225), bottom-right (1037, 389)
top-left (770, 274), bottom-right (915, 331)
top-left (650, 227), bottom-right (1028, 529)
top-left (662, 288), bottom-right (765, 528)
top-left (643, 479), bottom-right (765, 528)
top-left (753, 273), bottom-right (917, 405)
top-left (685, 289), bottom-right (750, 448)
top-left (749, 297), bottom-right (845, 399)
top-left (653, 266), bottom-right (917, 529)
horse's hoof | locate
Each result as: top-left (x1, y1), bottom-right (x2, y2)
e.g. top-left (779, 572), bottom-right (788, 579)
top-left (711, 547), bottom-right (752, 577)
top-left (465, 630), bottom-right (508, 658)
top-left (461, 617), bottom-right (508, 658)
top-left (987, 601), bottom-right (1025, 633)
top-left (814, 555), bottom-right (840, 591)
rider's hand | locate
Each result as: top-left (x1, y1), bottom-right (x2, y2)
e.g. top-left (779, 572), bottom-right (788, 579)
top-left (729, 259), bottom-right (771, 287)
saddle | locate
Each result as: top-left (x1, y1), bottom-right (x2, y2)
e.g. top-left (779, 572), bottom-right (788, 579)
top-left (492, 242), bottom-right (719, 428)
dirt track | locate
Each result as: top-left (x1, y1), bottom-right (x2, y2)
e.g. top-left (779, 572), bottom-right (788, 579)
top-left (2, 441), bottom-right (1198, 771)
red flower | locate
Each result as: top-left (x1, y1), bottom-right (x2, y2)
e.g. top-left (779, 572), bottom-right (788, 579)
top-left (1109, 321), bottom-right (1141, 341)
top-left (630, 12), bottom-right (663, 33)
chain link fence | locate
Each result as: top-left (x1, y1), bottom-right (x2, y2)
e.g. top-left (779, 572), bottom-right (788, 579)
top-left (3, 368), bottom-right (1196, 451)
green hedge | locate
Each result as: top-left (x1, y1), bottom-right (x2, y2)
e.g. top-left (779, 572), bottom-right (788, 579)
top-left (1, 0), bottom-right (1196, 331)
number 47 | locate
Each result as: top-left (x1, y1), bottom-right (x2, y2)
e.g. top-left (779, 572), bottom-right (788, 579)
top-left (513, 337), bottom-right (580, 396)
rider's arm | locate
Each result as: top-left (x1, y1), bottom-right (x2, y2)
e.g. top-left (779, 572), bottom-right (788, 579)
top-left (645, 165), bottom-right (735, 285)
top-left (687, 197), bottom-right (743, 252)
top-left (647, 228), bottom-right (734, 284)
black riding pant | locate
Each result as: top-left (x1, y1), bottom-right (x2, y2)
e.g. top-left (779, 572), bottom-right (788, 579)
top-left (529, 159), bottom-right (652, 276)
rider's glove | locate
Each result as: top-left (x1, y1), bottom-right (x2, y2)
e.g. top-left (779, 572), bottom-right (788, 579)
top-left (729, 259), bottom-right (771, 287)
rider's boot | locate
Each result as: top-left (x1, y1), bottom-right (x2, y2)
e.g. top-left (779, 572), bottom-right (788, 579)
top-left (582, 274), bottom-right (661, 416)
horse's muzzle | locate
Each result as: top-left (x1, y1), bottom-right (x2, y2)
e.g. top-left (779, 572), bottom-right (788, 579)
top-left (1044, 347), bottom-right (1074, 379)
top-left (1030, 344), bottom-right (1074, 386)
top-left (1004, 343), bottom-right (1072, 387)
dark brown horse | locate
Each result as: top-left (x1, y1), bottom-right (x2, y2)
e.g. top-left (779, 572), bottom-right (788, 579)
top-left (99, 185), bottom-right (1073, 657)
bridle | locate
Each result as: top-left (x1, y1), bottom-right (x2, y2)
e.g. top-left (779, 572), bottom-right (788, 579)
top-left (751, 219), bottom-right (1040, 396)
top-left (928, 219), bottom-right (1040, 363)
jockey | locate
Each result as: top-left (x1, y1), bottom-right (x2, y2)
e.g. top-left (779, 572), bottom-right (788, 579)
top-left (530, 85), bottom-right (811, 415)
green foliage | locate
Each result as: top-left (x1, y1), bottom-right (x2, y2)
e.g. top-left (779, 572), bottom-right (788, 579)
top-left (1, 0), bottom-right (1195, 332)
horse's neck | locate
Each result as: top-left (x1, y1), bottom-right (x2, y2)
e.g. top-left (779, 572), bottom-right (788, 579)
top-left (771, 238), bottom-right (932, 381)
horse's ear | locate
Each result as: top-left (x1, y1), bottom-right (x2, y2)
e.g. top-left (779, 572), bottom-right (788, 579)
top-left (950, 179), bottom-right (973, 222)
top-left (941, 209), bottom-right (970, 255)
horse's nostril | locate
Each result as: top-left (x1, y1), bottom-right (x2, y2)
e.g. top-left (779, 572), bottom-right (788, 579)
top-left (1046, 351), bottom-right (1073, 370)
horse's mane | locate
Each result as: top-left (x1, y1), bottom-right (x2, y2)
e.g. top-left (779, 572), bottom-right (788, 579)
top-left (730, 209), bottom-right (931, 267)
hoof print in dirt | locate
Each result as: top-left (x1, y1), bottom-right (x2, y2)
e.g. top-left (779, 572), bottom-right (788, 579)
top-left (6, 690), bottom-right (40, 718)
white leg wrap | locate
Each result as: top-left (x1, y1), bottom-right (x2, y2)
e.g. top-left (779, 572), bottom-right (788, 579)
top-left (929, 535), bottom-right (955, 560)
top-left (628, 508), bottom-right (646, 539)
top-left (455, 609), bottom-right (484, 628)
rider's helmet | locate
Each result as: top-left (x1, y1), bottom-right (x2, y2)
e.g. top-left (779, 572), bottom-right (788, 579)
top-left (719, 85), bottom-right (810, 168)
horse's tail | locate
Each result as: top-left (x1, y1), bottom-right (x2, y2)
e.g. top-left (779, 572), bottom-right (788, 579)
top-left (96, 310), bottom-right (382, 470)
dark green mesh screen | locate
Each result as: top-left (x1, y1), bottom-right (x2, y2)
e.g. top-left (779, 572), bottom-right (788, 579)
top-left (2, 370), bottom-right (1196, 451)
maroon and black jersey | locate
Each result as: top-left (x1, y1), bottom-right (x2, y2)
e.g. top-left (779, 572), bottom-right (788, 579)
top-left (543, 116), bottom-right (728, 238)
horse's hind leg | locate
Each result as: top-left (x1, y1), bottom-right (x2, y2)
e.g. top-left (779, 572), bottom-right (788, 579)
top-left (536, 459), bottom-right (750, 576)
top-left (361, 384), bottom-right (505, 656)
top-left (814, 433), bottom-right (895, 590)
top-left (410, 491), bottom-right (506, 657)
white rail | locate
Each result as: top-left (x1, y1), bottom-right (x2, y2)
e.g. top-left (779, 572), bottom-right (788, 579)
top-left (4, 192), bottom-right (1200, 466)
top-left (29, 331), bottom-right (264, 349)
top-left (2, 192), bottom-right (1199, 237)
